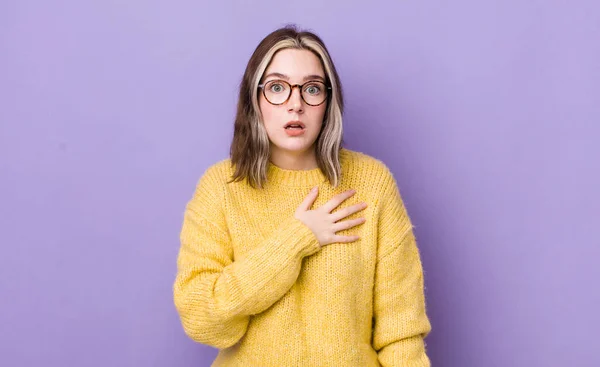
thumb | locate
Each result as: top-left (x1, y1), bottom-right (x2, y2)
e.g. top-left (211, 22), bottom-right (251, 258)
top-left (297, 186), bottom-right (319, 211)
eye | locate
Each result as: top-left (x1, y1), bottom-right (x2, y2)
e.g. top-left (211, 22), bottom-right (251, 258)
top-left (304, 83), bottom-right (322, 95)
top-left (268, 82), bottom-right (286, 93)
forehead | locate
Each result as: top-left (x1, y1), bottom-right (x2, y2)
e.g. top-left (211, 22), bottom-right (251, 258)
top-left (264, 49), bottom-right (325, 79)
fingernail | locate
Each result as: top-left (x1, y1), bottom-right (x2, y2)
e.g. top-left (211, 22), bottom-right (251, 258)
top-left (312, 186), bottom-right (318, 192)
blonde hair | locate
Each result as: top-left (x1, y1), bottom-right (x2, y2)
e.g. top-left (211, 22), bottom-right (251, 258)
top-left (228, 24), bottom-right (345, 189)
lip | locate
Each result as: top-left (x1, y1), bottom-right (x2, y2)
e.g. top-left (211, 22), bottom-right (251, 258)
top-left (283, 120), bottom-right (306, 129)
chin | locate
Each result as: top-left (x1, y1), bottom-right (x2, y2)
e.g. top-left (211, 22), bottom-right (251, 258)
top-left (271, 140), bottom-right (316, 153)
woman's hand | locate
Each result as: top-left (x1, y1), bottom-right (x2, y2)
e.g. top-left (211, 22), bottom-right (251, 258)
top-left (294, 186), bottom-right (368, 247)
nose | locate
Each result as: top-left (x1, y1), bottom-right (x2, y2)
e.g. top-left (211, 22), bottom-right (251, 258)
top-left (287, 85), bottom-right (304, 113)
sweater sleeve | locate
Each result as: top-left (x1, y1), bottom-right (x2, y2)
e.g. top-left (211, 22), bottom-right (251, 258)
top-left (372, 167), bottom-right (432, 366)
top-left (173, 165), bottom-right (321, 349)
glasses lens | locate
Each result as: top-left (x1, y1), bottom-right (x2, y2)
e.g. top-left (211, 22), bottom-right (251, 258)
top-left (263, 80), bottom-right (328, 105)
top-left (264, 80), bottom-right (291, 104)
top-left (301, 81), bottom-right (327, 105)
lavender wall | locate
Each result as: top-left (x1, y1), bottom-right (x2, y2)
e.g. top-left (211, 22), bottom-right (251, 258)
top-left (1, 1), bottom-right (598, 366)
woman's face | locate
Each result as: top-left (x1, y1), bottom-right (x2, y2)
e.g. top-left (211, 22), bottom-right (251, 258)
top-left (258, 48), bottom-right (328, 159)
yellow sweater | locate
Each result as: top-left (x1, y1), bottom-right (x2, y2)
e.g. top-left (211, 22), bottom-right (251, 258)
top-left (173, 147), bottom-right (432, 366)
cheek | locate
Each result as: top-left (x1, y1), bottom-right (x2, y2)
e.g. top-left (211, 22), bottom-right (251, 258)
top-left (313, 103), bottom-right (327, 123)
top-left (259, 98), bottom-right (278, 126)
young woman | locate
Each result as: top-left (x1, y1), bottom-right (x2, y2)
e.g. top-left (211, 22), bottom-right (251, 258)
top-left (173, 25), bottom-right (432, 366)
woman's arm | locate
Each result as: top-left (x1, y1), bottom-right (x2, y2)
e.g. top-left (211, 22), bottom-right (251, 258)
top-left (372, 166), bottom-right (432, 366)
top-left (173, 166), bottom-right (320, 349)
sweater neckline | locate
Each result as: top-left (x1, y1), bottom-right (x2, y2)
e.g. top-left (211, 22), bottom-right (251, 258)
top-left (266, 148), bottom-right (347, 188)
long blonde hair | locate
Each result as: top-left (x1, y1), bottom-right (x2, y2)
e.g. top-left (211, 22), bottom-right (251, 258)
top-left (228, 24), bottom-right (345, 189)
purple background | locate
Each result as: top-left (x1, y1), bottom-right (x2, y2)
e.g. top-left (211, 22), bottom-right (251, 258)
top-left (1, 1), bottom-right (599, 366)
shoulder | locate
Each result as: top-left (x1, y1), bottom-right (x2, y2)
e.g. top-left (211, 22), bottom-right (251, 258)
top-left (205, 157), bottom-right (234, 178)
top-left (340, 148), bottom-right (404, 212)
top-left (194, 157), bottom-right (233, 190)
top-left (340, 147), bottom-right (397, 188)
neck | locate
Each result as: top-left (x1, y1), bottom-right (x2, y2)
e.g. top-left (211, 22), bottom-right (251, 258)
top-left (269, 146), bottom-right (318, 170)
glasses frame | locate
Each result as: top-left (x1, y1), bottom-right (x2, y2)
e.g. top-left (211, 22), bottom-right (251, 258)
top-left (258, 79), bottom-right (332, 106)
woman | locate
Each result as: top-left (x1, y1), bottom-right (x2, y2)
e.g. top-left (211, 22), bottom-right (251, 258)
top-left (173, 24), bottom-right (432, 366)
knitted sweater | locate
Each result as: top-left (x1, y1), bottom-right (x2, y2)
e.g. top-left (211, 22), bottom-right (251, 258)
top-left (173, 147), bottom-right (432, 366)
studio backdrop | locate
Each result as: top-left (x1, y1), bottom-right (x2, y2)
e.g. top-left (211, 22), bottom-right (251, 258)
top-left (1, 1), bottom-right (598, 366)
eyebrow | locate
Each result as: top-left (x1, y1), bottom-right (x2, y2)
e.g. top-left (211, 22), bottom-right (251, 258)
top-left (263, 72), bottom-right (326, 82)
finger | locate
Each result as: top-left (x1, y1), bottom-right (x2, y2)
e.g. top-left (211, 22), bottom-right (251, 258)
top-left (320, 189), bottom-right (355, 213)
top-left (332, 217), bottom-right (366, 232)
top-left (297, 186), bottom-right (319, 212)
top-left (331, 235), bottom-right (360, 244)
top-left (330, 202), bottom-right (368, 222)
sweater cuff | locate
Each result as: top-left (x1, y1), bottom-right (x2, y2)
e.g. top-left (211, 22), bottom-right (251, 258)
top-left (278, 215), bottom-right (321, 258)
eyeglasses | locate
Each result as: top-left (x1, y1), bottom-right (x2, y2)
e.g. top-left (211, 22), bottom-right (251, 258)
top-left (258, 79), bottom-right (331, 106)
